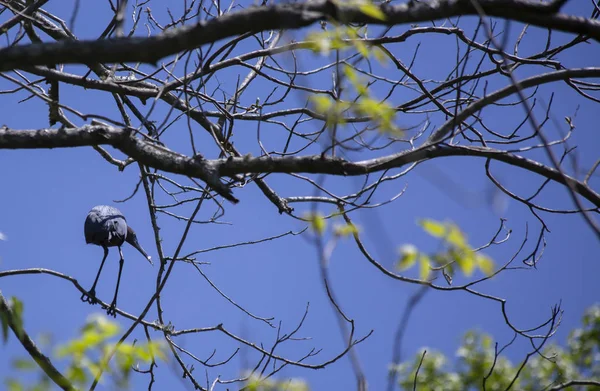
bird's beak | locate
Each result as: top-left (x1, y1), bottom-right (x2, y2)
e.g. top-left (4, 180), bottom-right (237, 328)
top-left (131, 239), bottom-right (153, 266)
top-left (126, 227), bottom-right (154, 266)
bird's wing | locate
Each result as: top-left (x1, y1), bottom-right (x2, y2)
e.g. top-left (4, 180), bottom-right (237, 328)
top-left (85, 205), bottom-right (127, 246)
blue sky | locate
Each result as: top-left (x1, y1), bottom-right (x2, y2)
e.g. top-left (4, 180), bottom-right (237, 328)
top-left (1, 1), bottom-right (599, 390)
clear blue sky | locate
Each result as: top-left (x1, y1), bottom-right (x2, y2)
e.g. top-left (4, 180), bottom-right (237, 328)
top-left (0, 1), bottom-right (599, 390)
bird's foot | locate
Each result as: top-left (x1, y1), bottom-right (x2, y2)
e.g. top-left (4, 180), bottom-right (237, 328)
top-left (80, 290), bottom-right (98, 305)
top-left (106, 301), bottom-right (118, 318)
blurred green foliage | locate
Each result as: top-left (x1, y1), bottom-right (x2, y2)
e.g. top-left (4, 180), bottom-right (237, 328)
top-left (304, 7), bottom-right (400, 136)
top-left (304, 211), bottom-right (359, 238)
top-left (245, 374), bottom-right (310, 391)
top-left (4, 313), bottom-right (165, 390)
top-left (393, 304), bottom-right (600, 391)
top-left (1, 297), bottom-right (23, 343)
top-left (397, 219), bottom-right (495, 282)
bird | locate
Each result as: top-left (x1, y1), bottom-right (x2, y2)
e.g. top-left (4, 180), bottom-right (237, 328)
top-left (82, 205), bottom-right (153, 317)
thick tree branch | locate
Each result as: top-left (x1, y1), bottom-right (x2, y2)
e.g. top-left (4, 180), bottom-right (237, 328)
top-left (0, 126), bottom-right (238, 203)
top-left (0, 290), bottom-right (76, 391)
top-left (1, 126), bottom-right (598, 208)
top-left (1, 0), bottom-right (599, 71)
top-left (218, 144), bottom-right (600, 208)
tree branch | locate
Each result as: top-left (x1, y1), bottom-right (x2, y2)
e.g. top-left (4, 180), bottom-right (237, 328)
top-left (548, 380), bottom-right (600, 391)
top-left (1, 126), bottom-right (598, 208)
top-left (0, 290), bottom-right (76, 391)
top-left (1, 0), bottom-right (599, 71)
top-left (0, 125), bottom-right (238, 203)
top-left (429, 68), bottom-right (600, 143)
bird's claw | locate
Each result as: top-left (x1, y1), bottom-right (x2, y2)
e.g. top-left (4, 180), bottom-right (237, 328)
top-left (106, 302), bottom-right (118, 318)
top-left (80, 290), bottom-right (98, 305)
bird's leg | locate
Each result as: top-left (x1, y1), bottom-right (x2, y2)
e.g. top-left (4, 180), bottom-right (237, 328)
top-left (81, 246), bottom-right (109, 305)
top-left (107, 246), bottom-right (125, 317)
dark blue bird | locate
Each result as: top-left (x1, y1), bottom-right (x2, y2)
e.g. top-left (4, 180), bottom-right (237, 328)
top-left (82, 205), bottom-right (152, 316)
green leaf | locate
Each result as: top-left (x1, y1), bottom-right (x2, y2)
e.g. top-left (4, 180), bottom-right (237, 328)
top-left (80, 331), bottom-right (104, 349)
top-left (1, 308), bottom-right (8, 344)
top-left (358, 3), bottom-right (386, 21)
top-left (117, 343), bottom-right (135, 357)
top-left (147, 341), bottom-right (166, 361)
top-left (5, 378), bottom-right (23, 391)
top-left (287, 379), bottom-right (310, 391)
top-left (453, 250), bottom-right (476, 277)
top-left (419, 255), bottom-right (431, 280)
top-left (55, 341), bottom-right (81, 358)
top-left (85, 361), bottom-right (102, 379)
top-left (397, 245), bottom-right (418, 270)
top-left (446, 224), bottom-right (467, 249)
top-left (96, 321), bottom-right (120, 339)
top-left (311, 95), bottom-right (332, 113)
top-left (355, 97), bottom-right (380, 116)
top-left (305, 31), bottom-right (334, 54)
top-left (304, 212), bottom-right (326, 235)
top-left (476, 254), bottom-right (494, 276)
top-left (353, 39), bottom-right (370, 58)
top-left (116, 345), bottom-right (135, 373)
top-left (135, 347), bottom-right (153, 362)
top-left (419, 219), bottom-right (446, 238)
top-left (37, 333), bottom-right (52, 348)
top-left (12, 358), bottom-right (37, 370)
top-left (333, 223), bottom-right (359, 237)
top-left (372, 46), bottom-right (388, 64)
top-left (66, 365), bottom-right (88, 385)
top-left (481, 334), bottom-right (492, 350)
top-left (343, 65), bottom-right (358, 83)
top-left (10, 297), bottom-right (24, 340)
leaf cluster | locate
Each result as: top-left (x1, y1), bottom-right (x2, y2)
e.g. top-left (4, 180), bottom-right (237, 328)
top-left (4, 312), bottom-right (165, 390)
top-left (392, 304), bottom-right (600, 390)
top-left (397, 219), bottom-right (494, 282)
